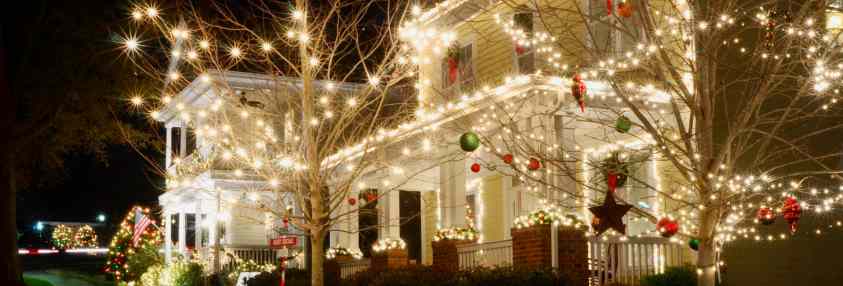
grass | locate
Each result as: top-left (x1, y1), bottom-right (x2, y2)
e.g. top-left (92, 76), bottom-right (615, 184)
top-left (23, 276), bottom-right (54, 286)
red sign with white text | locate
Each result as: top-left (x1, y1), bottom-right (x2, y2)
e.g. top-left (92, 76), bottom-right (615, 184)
top-left (270, 236), bottom-right (298, 249)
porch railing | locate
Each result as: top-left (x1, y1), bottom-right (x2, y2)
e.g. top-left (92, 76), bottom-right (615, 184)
top-left (588, 237), bottom-right (693, 286)
top-left (338, 258), bottom-right (371, 279)
top-left (457, 239), bottom-right (513, 270)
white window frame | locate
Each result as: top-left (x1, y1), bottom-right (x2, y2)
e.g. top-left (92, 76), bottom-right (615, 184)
top-left (441, 41), bottom-right (476, 95)
top-left (511, 10), bottom-right (536, 74)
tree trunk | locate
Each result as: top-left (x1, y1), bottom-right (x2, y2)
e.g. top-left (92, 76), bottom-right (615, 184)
top-left (695, 207), bottom-right (719, 286)
top-left (309, 230), bottom-right (325, 286)
top-left (0, 157), bottom-right (23, 285)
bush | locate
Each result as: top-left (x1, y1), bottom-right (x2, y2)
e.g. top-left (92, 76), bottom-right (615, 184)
top-left (161, 259), bottom-right (204, 286)
top-left (640, 266), bottom-right (696, 286)
top-left (139, 264), bottom-right (163, 286)
top-left (342, 265), bottom-right (568, 286)
top-left (127, 242), bottom-right (163, 283)
top-left (245, 269), bottom-right (310, 286)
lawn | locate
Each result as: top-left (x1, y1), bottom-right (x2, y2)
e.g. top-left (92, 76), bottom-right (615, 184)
top-left (23, 276), bottom-right (53, 286)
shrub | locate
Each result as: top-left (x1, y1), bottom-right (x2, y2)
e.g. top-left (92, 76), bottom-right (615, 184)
top-left (245, 269), bottom-right (310, 286)
top-left (139, 264), bottom-right (163, 286)
top-left (161, 259), bottom-right (204, 286)
top-left (640, 266), bottom-right (696, 286)
top-left (341, 265), bottom-right (568, 286)
top-left (127, 241), bottom-right (163, 282)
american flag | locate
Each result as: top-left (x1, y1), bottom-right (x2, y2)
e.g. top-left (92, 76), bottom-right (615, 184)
top-left (132, 208), bottom-right (152, 246)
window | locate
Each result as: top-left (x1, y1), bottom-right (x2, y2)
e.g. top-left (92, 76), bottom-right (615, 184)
top-left (170, 127), bottom-right (182, 160)
top-left (588, 0), bottom-right (641, 55)
top-left (513, 11), bottom-right (535, 74)
top-left (441, 43), bottom-right (475, 93)
top-left (185, 127), bottom-right (196, 156)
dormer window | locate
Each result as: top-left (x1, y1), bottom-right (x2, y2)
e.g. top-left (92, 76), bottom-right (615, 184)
top-left (588, 0), bottom-right (642, 56)
top-left (441, 42), bottom-right (475, 93)
top-left (513, 11), bottom-right (535, 74)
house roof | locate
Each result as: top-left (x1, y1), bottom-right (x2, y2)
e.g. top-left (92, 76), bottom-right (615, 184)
top-left (414, 0), bottom-right (494, 27)
top-left (156, 70), bottom-right (364, 124)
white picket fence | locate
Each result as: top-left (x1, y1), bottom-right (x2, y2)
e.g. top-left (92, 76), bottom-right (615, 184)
top-left (588, 237), bottom-right (693, 285)
top-left (338, 258), bottom-right (371, 279)
top-left (457, 239), bottom-right (514, 269)
top-left (452, 236), bottom-right (691, 285)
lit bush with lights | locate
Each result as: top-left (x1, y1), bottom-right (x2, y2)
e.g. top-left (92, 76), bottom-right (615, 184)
top-left (371, 237), bottom-right (406, 253)
top-left (325, 246), bottom-right (363, 259)
top-left (513, 207), bottom-right (585, 229)
top-left (432, 226), bottom-right (478, 242)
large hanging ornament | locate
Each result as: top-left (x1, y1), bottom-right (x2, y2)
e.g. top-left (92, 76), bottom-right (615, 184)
top-left (470, 163), bottom-right (481, 173)
top-left (459, 132), bottom-right (481, 152)
top-left (604, 154), bottom-right (629, 188)
top-left (615, 116), bottom-right (632, 133)
top-left (570, 75), bottom-right (587, 112)
top-left (688, 238), bottom-right (700, 251)
top-left (588, 189), bottom-right (631, 236)
top-left (515, 43), bottom-right (527, 55)
top-left (348, 197), bottom-right (357, 206)
top-left (617, 1), bottom-right (633, 18)
top-left (502, 154), bottom-right (514, 164)
top-left (606, 0), bottom-right (614, 15)
top-left (282, 217), bottom-right (289, 228)
top-left (756, 207), bottom-right (775, 225)
top-left (781, 197), bottom-right (802, 234)
top-left (656, 218), bottom-right (679, 238)
top-left (527, 158), bottom-right (542, 170)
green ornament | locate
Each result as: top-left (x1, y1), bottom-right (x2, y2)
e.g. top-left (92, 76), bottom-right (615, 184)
top-left (689, 238), bottom-right (700, 251)
top-left (615, 116), bottom-right (632, 133)
top-left (459, 132), bottom-right (481, 152)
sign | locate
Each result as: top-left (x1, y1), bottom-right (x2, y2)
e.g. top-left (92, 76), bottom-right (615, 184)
top-left (270, 236), bottom-right (298, 249)
top-left (235, 272), bottom-right (260, 286)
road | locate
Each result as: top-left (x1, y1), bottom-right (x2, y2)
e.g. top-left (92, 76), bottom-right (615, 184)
top-left (21, 253), bottom-right (111, 286)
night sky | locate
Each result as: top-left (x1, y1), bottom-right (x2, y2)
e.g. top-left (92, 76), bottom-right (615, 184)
top-left (16, 145), bottom-right (162, 232)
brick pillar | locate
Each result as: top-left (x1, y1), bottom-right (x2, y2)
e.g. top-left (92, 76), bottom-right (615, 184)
top-left (512, 224), bottom-right (553, 268)
top-left (511, 225), bottom-right (588, 286)
top-left (431, 239), bottom-right (475, 272)
top-left (324, 254), bottom-right (354, 285)
top-left (557, 228), bottom-right (588, 286)
top-left (370, 248), bottom-right (408, 272)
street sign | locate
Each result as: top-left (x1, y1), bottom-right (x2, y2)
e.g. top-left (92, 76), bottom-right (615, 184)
top-left (269, 236), bottom-right (298, 249)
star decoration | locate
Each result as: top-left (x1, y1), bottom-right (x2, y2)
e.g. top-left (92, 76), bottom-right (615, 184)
top-left (589, 190), bottom-right (631, 237)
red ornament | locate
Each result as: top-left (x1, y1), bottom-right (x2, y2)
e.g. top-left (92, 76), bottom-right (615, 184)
top-left (348, 197), bottom-right (357, 206)
top-left (656, 217), bottom-right (679, 238)
top-left (470, 163), bottom-right (481, 173)
top-left (617, 2), bottom-right (633, 18)
top-left (515, 43), bottom-right (527, 55)
top-left (607, 0), bottom-right (614, 16)
top-left (527, 158), bottom-right (541, 170)
top-left (756, 207), bottom-right (775, 225)
top-left (282, 217), bottom-right (289, 228)
top-left (571, 75), bottom-right (586, 112)
top-left (781, 197), bottom-right (802, 233)
top-left (366, 192), bottom-right (378, 203)
top-left (607, 172), bottom-right (619, 193)
top-left (447, 57), bottom-right (459, 84)
top-left (502, 154), bottom-right (514, 164)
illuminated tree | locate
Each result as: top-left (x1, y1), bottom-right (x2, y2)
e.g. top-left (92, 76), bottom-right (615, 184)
top-left (105, 206), bottom-right (161, 282)
top-left (393, 1), bottom-right (843, 286)
top-left (118, 2), bottom-right (437, 286)
top-left (73, 225), bottom-right (99, 249)
top-left (51, 224), bottom-right (74, 250)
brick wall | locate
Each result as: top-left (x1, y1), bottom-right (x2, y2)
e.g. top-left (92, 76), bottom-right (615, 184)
top-left (370, 248), bottom-right (408, 272)
top-left (512, 224), bottom-right (588, 286)
top-left (431, 239), bottom-right (475, 272)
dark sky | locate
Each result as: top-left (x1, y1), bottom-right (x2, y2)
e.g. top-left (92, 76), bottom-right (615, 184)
top-left (16, 146), bottom-right (161, 229)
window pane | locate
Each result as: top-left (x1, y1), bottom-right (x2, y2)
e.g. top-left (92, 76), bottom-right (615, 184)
top-left (171, 127), bottom-right (182, 158)
top-left (459, 44), bottom-right (474, 92)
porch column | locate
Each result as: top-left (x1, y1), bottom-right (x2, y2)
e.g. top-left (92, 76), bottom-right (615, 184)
top-left (345, 188), bottom-right (360, 250)
top-left (165, 126), bottom-right (172, 168)
top-left (164, 209), bottom-right (172, 263)
top-left (439, 159), bottom-right (466, 227)
top-left (379, 189), bottom-right (401, 239)
top-left (178, 212), bottom-right (187, 256)
top-left (195, 203), bottom-right (202, 253)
